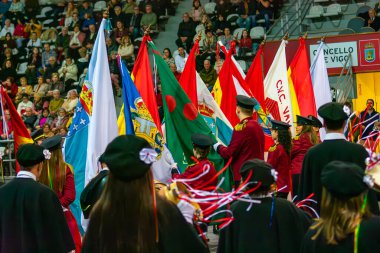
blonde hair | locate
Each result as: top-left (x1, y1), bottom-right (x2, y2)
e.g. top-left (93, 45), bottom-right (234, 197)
top-left (39, 149), bottom-right (67, 194)
top-left (299, 125), bottom-right (319, 145)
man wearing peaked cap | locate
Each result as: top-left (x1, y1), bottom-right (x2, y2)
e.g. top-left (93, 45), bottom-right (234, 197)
top-left (218, 159), bottom-right (311, 253)
top-left (299, 102), bottom-right (380, 215)
top-left (0, 144), bottom-right (75, 252)
top-left (214, 95), bottom-right (265, 187)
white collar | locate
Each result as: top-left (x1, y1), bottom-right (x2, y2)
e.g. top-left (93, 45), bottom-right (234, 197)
top-left (324, 133), bottom-right (346, 140)
top-left (17, 171), bottom-right (37, 181)
top-left (101, 167), bottom-right (109, 172)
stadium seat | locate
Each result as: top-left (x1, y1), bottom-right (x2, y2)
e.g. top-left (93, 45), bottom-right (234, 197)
top-left (356, 5), bottom-right (371, 16)
top-left (42, 19), bottom-right (54, 30)
top-left (305, 5), bottom-right (324, 19)
top-left (347, 17), bottom-right (365, 33)
top-left (233, 27), bottom-right (245, 39)
top-left (314, 0), bottom-right (329, 3)
top-left (227, 14), bottom-right (239, 27)
top-left (359, 26), bottom-right (375, 33)
top-left (323, 3), bottom-right (342, 17)
top-left (93, 1), bottom-right (107, 12)
top-left (338, 28), bottom-right (355, 35)
top-left (17, 62), bottom-right (28, 75)
top-left (250, 26), bottom-right (265, 39)
top-left (237, 60), bottom-right (247, 72)
top-left (204, 2), bottom-right (216, 15)
top-left (36, 6), bottom-right (53, 19)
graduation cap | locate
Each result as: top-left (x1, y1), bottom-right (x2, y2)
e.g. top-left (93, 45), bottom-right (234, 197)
top-left (295, 115), bottom-right (313, 126)
top-left (16, 144), bottom-right (46, 167)
top-left (308, 115), bottom-right (322, 128)
top-left (318, 102), bottom-right (348, 121)
top-left (101, 135), bottom-right (156, 182)
top-left (236, 95), bottom-right (256, 109)
top-left (321, 161), bottom-right (370, 199)
top-left (270, 119), bottom-right (291, 130)
top-left (191, 133), bottom-right (213, 148)
top-left (240, 159), bottom-right (276, 188)
top-left (41, 135), bottom-right (63, 151)
top-left (31, 129), bottom-right (44, 142)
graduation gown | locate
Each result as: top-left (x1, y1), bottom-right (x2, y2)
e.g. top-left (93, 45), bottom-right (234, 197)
top-left (82, 196), bottom-right (209, 253)
top-left (0, 178), bottom-right (75, 253)
top-left (299, 137), bottom-right (380, 215)
top-left (267, 144), bottom-right (291, 193)
top-left (217, 197), bottom-right (311, 253)
top-left (301, 216), bottom-right (380, 253)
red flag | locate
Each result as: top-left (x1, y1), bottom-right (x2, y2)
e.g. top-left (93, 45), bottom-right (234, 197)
top-left (132, 36), bottom-right (162, 134)
top-left (1, 88), bottom-right (33, 172)
top-left (246, 45), bottom-right (265, 112)
top-left (289, 37), bottom-right (317, 116)
top-left (179, 40), bottom-right (199, 107)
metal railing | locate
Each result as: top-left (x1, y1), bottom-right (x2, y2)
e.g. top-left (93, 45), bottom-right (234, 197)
top-left (0, 139), bottom-right (16, 182)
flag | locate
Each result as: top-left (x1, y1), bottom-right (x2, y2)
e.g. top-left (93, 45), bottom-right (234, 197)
top-left (0, 88), bottom-right (33, 172)
top-left (117, 56), bottom-right (171, 182)
top-left (246, 44), bottom-right (265, 112)
top-left (310, 41), bottom-right (332, 140)
top-left (288, 37), bottom-right (317, 118)
top-left (264, 40), bottom-right (294, 128)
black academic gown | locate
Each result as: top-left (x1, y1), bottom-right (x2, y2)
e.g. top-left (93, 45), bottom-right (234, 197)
top-left (80, 169), bottom-right (109, 219)
top-left (299, 139), bottom-right (380, 215)
top-left (82, 196), bottom-right (209, 253)
top-left (301, 216), bottom-right (380, 253)
top-left (217, 197), bottom-right (312, 253)
top-left (0, 178), bottom-right (75, 253)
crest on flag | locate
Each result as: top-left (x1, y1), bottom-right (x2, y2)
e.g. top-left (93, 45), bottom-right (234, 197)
top-left (365, 42), bottom-right (375, 63)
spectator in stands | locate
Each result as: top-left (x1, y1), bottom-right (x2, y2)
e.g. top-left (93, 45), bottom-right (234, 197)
top-left (58, 56), bottom-right (78, 83)
top-left (127, 6), bottom-right (142, 40)
top-left (69, 25), bottom-right (85, 59)
top-left (140, 4), bottom-right (157, 31)
top-left (42, 123), bottom-right (54, 138)
top-left (174, 46), bottom-right (188, 73)
top-left (199, 14), bottom-right (213, 31)
top-left (216, 0), bottom-right (230, 17)
top-left (0, 19), bottom-right (14, 38)
top-left (237, 0), bottom-right (258, 30)
top-left (68, 11), bottom-right (81, 32)
top-left (48, 73), bottom-right (65, 95)
top-left (77, 47), bottom-right (89, 74)
top-left (64, 1), bottom-right (78, 27)
top-left (44, 56), bottom-right (59, 82)
top-left (3, 76), bottom-right (17, 99)
top-left (364, 8), bottom-right (380, 31)
top-left (17, 94), bottom-right (34, 115)
top-left (25, 47), bottom-right (41, 84)
top-left (118, 35), bottom-right (135, 64)
top-left (111, 5), bottom-right (127, 28)
top-left (219, 27), bottom-right (234, 50)
top-left (81, 12), bottom-right (96, 32)
top-left (6, 0), bottom-right (24, 22)
top-left (163, 48), bottom-right (174, 66)
top-left (24, 0), bottom-right (39, 19)
top-left (0, 0), bottom-right (11, 24)
top-left (176, 12), bottom-right (196, 53)
top-left (213, 14), bottom-right (230, 37)
top-left (41, 43), bottom-right (57, 71)
top-left (33, 76), bottom-right (50, 97)
top-left (189, 0), bottom-right (205, 24)
top-left (15, 76), bottom-right (33, 104)
top-left (56, 27), bottom-right (70, 61)
top-left (84, 23), bottom-right (97, 46)
top-left (0, 109), bottom-right (13, 140)
top-left (202, 29), bottom-right (217, 62)
top-left (0, 59), bottom-right (16, 81)
top-left (51, 108), bottom-right (69, 133)
top-left (24, 17), bottom-right (42, 38)
top-left (79, 0), bottom-right (93, 19)
top-left (13, 17), bottom-right (27, 47)
top-left (61, 89), bottom-right (78, 114)
top-left (123, 0), bottom-right (137, 15)
top-left (199, 59), bottom-right (217, 91)
top-left (257, 0), bottom-right (273, 31)
top-left (1, 47), bottom-right (16, 67)
top-left (26, 32), bottom-right (42, 50)
top-left (1, 33), bottom-right (16, 50)
top-left (214, 54), bottom-right (224, 74)
top-left (22, 107), bottom-right (37, 129)
top-left (34, 108), bottom-right (52, 130)
top-left (114, 20), bottom-right (129, 45)
top-left (49, 89), bottom-right (64, 116)
top-left (169, 63), bottom-right (181, 81)
top-left (237, 29), bottom-right (252, 57)
top-left (32, 92), bottom-right (45, 113)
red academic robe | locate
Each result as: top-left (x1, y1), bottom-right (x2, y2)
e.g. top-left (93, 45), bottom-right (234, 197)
top-left (267, 143), bottom-right (292, 193)
top-left (291, 133), bottom-right (313, 175)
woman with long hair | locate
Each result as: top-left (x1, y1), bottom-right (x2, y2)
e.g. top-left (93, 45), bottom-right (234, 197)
top-left (163, 48), bottom-right (174, 66)
top-left (291, 115), bottom-right (319, 197)
top-left (82, 135), bottom-right (209, 253)
top-left (189, 0), bottom-right (205, 24)
top-left (301, 160), bottom-right (380, 252)
top-left (267, 120), bottom-right (292, 198)
top-left (117, 35), bottom-right (134, 63)
top-left (40, 135), bottom-right (82, 252)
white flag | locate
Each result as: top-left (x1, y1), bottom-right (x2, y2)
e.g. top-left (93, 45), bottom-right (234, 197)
top-left (310, 42), bottom-right (331, 141)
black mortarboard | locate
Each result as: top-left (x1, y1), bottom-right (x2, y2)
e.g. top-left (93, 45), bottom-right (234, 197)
top-left (102, 135), bottom-right (155, 182)
top-left (41, 135), bottom-right (63, 151)
top-left (240, 159), bottom-right (275, 188)
top-left (31, 129), bottom-right (44, 142)
top-left (16, 143), bottom-right (46, 167)
top-left (236, 95), bottom-right (256, 109)
top-left (296, 115), bottom-right (313, 126)
top-left (191, 133), bottom-right (213, 148)
top-left (308, 115), bottom-right (322, 128)
top-left (318, 102), bottom-right (348, 121)
top-left (321, 161), bottom-right (368, 199)
top-left (270, 119), bottom-right (291, 130)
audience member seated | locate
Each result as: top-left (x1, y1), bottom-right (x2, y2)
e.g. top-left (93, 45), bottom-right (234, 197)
top-left (84, 24), bottom-right (97, 46)
top-left (34, 108), bottom-right (52, 130)
top-left (0, 0), bottom-right (11, 24)
top-left (237, 0), bottom-right (258, 30)
top-left (26, 32), bottom-right (42, 50)
top-left (32, 92), bottom-right (45, 113)
top-left (24, 0), bottom-right (39, 19)
top-left (140, 4), bottom-right (157, 31)
top-left (199, 59), bottom-right (217, 91)
top-left (189, 0), bottom-right (205, 25)
top-left (106, 37), bottom-right (118, 57)
top-left (176, 12), bottom-right (196, 52)
top-left (110, 5), bottom-right (127, 28)
top-left (1, 47), bottom-right (16, 67)
top-left (364, 8), bottom-right (380, 31)
top-left (22, 107), bottom-right (37, 129)
top-left (257, 0), bottom-right (273, 31)
top-left (41, 43), bottom-right (57, 71)
top-left (25, 47), bottom-right (41, 84)
top-left (61, 89), bottom-right (78, 114)
top-left (55, 27), bottom-right (70, 61)
top-left (114, 20), bottom-right (129, 45)
top-left (24, 17), bottom-right (42, 38)
top-left (219, 27), bottom-right (234, 50)
top-left (169, 63), bottom-right (181, 81)
top-left (58, 56), bottom-right (78, 83)
top-left (17, 94), bottom-right (34, 115)
top-left (0, 109), bottom-right (13, 140)
top-left (33, 76), bottom-right (50, 97)
top-left (49, 73), bottom-right (65, 95)
top-left (67, 11), bottom-right (81, 32)
top-left (174, 46), bottom-right (188, 73)
top-left (81, 12), bottom-right (96, 32)
top-left (0, 19), bottom-right (14, 38)
top-left (13, 17), bottom-right (27, 48)
top-left (15, 76), bottom-right (33, 104)
top-left (77, 47), bottom-right (89, 74)
top-left (64, 1), bottom-right (78, 26)
top-left (44, 56), bottom-right (59, 82)
top-left (48, 89), bottom-right (64, 117)
top-left (216, 0), bottom-right (231, 17)
top-left (127, 5), bottom-right (142, 40)
top-left (163, 48), bottom-right (174, 66)
top-left (68, 25), bottom-right (85, 59)
top-left (123, 0), bottom-right (137, 15)
top-left (2, 32), bottom-right (17, 50)
top-left (78, 0), bottom-right (93, 19)
top-left (214, 54), bottom-right (224, 74)
top-left (237, 29), bottom-right (252, 57)
top-left (0, 59), bottom-right (16, 81)
top-left (118, 35), bottom-right (134, 64)
top-left (6, 0), bottom-right (24, 23)
top-left (42, 123), bottom-right (54, 138)
top-left (51, 108), bottom-right (69, 133)
top-left (202, 29), bottom-right (217, 64)
top-left (199, 14), bottom-right (213, 31)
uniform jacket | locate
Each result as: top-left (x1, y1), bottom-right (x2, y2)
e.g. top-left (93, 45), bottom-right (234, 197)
top-left (267, 143), bottom-right (291, 193)
top-left (291, 133), bottom-right (313, 175)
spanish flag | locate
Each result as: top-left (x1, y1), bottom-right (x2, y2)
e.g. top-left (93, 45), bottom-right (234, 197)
top-left (1, 87), bottom-right (33, 172)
